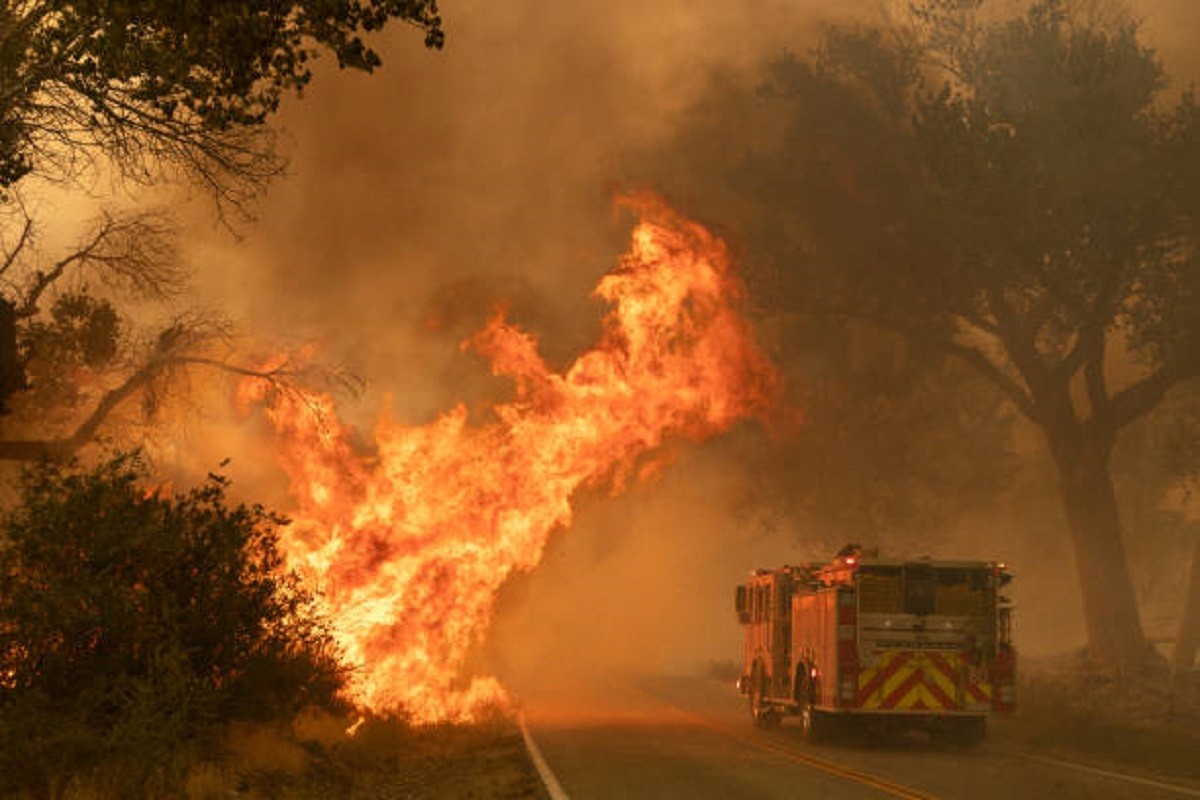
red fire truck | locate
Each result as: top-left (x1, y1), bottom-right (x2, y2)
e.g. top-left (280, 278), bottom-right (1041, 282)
top-left (735, 545), bottom-right (1015, 744)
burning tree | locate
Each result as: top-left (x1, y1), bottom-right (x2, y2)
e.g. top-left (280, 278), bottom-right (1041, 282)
top-left (656, 0), bottom-right (1200, 665)
top-left (241, 195), bottom-right (778, 722)
top-left (0, 202), bottom-right (323, 464)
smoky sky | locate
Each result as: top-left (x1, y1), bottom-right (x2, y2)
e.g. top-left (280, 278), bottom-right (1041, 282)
top-left (170, 0), bottom-right (1200, 677)
top-left (183, 0), bottom-right (847, 425)
top-left (186, 0), bottom-right (1200, 425)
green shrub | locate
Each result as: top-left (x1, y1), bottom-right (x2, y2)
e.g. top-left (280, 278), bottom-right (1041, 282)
top-left (0, 454), bottom-right (347, 798)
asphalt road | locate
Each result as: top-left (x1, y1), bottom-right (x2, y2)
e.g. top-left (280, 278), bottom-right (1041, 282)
top-left (519, 675), bottom-right (1200, 800)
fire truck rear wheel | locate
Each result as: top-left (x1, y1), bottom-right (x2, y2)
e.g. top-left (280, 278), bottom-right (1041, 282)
top-left (748, 667), bottom-right (764, 724)
top-left (955, 716), bottom-right (987, 747)
top-left (748, 668), bottom-right (779, 728)
top-left (935, 717), bottom-right (987, 748)
top-left (756, 707), bottom-right (781, 729)
top-left (750, 692), bottom-right (780, 729)
top-left (799, 703), bottom-right (829, 742)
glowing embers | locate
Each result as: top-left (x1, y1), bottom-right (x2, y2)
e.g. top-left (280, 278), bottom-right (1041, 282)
top-left (242, 194), bottom-right (776, 722)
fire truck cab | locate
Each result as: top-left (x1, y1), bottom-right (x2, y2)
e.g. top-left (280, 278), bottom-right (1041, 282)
top-left (735, 545), bottom-right (1014, 744)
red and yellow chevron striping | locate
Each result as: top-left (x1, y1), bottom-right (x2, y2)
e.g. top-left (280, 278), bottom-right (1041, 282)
top-left (856, 650), bottom-right (992, 711)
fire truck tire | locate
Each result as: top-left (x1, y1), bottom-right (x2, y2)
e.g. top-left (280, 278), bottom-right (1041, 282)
top-left (750, 692), bottom-right (780, 728)
top-left (934, 716), bottom-right (986, 748)
top-left (756, 708), bottom-right (782, 729)
top-left (955, 717), bottom-right (987, 747)
top-left (799, 703), bottom-right (830, 742)
top-left (749, 665), bottom-right (779, 728)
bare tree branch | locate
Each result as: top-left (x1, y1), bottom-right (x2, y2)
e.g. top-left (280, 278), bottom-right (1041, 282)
top-left (985, 282), bottom-right (1048, 388)
top-left (16, 223), bottom-right (110, 318)
top-left (816, 302), bottom-right (1038, 421)
top-left (0, 346), bottom-right (315, 462)
top-left (1103, 362), bottom-right (1200, 435)
top-left (0, 214), bottom-right (33, 278)
top-left (14, 209), bottom-right (183, 318)
top-left (1082, 335), bottom-right (1109, 423)
top-left (941, 337), bottom-right (1038, 421)
top-left (1052, 254), bottom-right (1124, 381)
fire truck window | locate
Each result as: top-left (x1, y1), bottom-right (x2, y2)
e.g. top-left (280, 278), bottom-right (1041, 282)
top-left (904, 564), bottom-right (936, 616)
top-left (858, 566), bottom-right (902, 613)
top-left (934, 568), bottom-right (987, 616)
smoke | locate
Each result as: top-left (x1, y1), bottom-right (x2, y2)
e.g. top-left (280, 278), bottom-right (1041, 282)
top-left (156, 0), bottom-right (1200, 702)
top-left (181, 0), bottom-right (839, 416)
top-left (180, 0), bottom-right (1200, 418)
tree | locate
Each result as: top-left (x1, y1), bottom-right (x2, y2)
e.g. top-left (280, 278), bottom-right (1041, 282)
top-left (0, 200), bottom-right (329, 463)
top-left (0, 0), bottom-right (407, 461)
top-left (1176, 523), bottom-right (1200, 672)
top-left (1160, 392), bottom-right (1200, 671)
top-left (1113, 384), bottom-right (1200, 672)
top-left (0, 454), bottom-right (346, 798)
top-left (0, 0), bottom-right (443, 208)
top-left (624, 67), bottom-right (1018, 558)
top-left (1111, 413), bottom-right (1193, 637)
top-left (731, 317), bottom-right (1018, 551)
top-left (655, 0), bottom-right (1200, 663)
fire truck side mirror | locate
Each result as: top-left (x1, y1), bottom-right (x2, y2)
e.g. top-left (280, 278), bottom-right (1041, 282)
top-left (735, 585), bottom-right (751, 624)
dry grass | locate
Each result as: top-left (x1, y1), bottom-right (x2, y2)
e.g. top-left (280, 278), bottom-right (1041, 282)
top-left (992, 658), bottom-right (1200, 783)
top-left (42, 708), bottom-right (544, 799)
top-left (172, 710), bottom-right (546, 800)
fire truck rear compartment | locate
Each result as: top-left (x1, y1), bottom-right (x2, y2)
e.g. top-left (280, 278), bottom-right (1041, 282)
top-left (736, 550), bottom-right (1014, 742)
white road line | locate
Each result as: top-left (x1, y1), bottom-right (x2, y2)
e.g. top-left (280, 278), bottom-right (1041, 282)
top-left (518, 712), bottom-right (571, 800)
top-left (1010, 751), bottom-right (1200, 797)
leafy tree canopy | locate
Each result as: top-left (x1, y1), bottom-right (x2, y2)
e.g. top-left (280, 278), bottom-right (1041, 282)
top-left (0, 0), bottom-right (443, 200)
top-left (737, 0), bottom-right (1200, 427)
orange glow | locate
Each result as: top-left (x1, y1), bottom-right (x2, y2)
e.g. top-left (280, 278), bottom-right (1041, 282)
top-left (240, 195), bottom-right (777, 722)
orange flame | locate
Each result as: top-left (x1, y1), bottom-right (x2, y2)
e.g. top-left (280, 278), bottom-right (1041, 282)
top-left (241, 195), bottom-right (777, 722)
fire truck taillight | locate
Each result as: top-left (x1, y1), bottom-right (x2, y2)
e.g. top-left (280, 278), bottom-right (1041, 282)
top-left (840, 678), bottom-right (857, 701)
top-left (991, 645), bottom-right (1017, 712)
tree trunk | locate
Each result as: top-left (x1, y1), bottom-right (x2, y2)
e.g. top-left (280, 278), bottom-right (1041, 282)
top-left (1051, 436), bottom-right (1150, 664)
top-left (1171, 532), bottom-right (1200, 673)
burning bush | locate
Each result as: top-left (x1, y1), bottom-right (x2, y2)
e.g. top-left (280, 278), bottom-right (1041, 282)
top-left (0, 454), bottom-right (346, 797)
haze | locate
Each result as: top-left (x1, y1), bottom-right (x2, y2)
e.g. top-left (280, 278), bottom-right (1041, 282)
top-left (153, 0), bottom-right (1200, 697)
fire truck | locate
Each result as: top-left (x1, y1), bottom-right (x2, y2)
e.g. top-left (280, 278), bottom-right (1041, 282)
top-left (734, 545), bottom-right (1015, 744)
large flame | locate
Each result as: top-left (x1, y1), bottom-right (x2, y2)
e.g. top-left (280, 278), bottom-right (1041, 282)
top-left (241, 195), bottom-right (776, 722)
